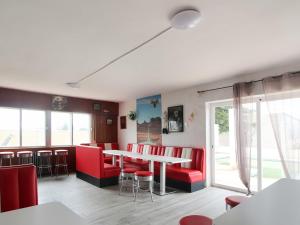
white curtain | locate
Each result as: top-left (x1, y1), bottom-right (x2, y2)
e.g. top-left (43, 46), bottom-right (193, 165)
top-left (233, 82), bottom-right (256, 194)
top-left (262, 73), bottom-right (300, 179)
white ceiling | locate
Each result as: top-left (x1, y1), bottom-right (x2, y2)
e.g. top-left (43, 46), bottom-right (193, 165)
top-left (1, 0), bottom-right (300, 102)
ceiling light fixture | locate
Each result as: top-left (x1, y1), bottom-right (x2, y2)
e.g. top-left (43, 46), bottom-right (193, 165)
top-left (66, 9), bottom-right (201, 88)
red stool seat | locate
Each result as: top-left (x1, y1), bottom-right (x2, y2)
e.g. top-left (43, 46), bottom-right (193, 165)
top-left (179, 215), bottom-right (212, 225)
top-left (37, 150), bottom-right (52, 156)
top-left (0, 152), bottom-right (14, 157)
top-left (17, 151), bottom-right (33, 157)
top-left (135, 171), bottom-right (153, 177)
top-left (54, 149), bottom-right (68, 155)
top-left (225, 195), bottom-right (247, 208)
top-left (123, 168), bottom-right (137, 174)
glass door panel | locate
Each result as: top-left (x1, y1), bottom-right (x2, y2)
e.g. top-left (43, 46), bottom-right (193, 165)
top-left (212, 104), bottom-right (245, 189)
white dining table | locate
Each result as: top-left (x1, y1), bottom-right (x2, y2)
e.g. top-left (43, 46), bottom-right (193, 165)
top-left (213, 178), bottom-right (300, 225)
top-left (0, 202), bottom-right (87, 225)
top-left (103, 149), bottom-right (192, 195)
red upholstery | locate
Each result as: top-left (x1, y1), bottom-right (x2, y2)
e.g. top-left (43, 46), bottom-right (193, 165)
top-left (179, 215), bottom-right (212, 225)
top-left (135, 171), bottom-right (153, 177)
top-left (122, 168), bottom-right (137, 173)
top-left (125, 144), bottom-right (206, 192)
top-left (80, 143), bottom-right (119, 164)
top-left (76, 145), bottom-right (120, 179)
top-left (225, 195), bottom-right (248, 208)
top-left (0, 165), bottom-right (38, 212)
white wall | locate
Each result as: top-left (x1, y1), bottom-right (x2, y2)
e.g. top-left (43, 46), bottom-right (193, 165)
top-left (118, 62), bottom-right (300, 150)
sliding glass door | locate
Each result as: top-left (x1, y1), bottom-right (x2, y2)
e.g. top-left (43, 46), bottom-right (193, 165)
top-left (210, 99), bottom-right (284, 192)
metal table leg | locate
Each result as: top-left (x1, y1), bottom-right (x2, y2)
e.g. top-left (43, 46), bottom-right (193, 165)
top-left (112, 155), bottom-right (116, 166)
top-left (120, 155), bottom-right (124, 170)
top-left (160, 162), bottom-right (166, 195)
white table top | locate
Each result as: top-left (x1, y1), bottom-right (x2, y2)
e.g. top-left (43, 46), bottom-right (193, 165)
top-left (0, 202), bottom-right (86, 225)
top-left (103, 150), bottom-right (192, 164)
top-left (213, 179), bottom-right (300, 225)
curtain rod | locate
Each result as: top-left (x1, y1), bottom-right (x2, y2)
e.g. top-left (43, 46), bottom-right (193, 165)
top-left (197, 70), bottom-right (300, 94)
top-left (197, 79), bottom-right (263, 94)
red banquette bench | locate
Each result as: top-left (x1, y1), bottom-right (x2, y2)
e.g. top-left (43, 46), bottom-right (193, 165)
top-left (80, 142), bottom-right (118, 164)
top-left (124, 144), bottom-right (206, 192)
top-left (76, 145), bottom-right (120, 187)
top-left (0, 165), bottom-right (38, 212)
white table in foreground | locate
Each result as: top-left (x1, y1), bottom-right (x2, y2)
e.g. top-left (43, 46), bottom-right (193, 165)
top-left (213, 179), bottom-right (300, 225)
top-left (103, 150), bottom-right (192, 195)
top-left (0, 202), bottom-right (86, 225)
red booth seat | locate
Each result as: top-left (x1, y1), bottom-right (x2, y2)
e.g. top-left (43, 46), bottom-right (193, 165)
top-left (76, 145), bottom-right (120, 187)
top-left (125, 144), bottom-right (206, 192)
top-left (80, 142), bottom-right (118, 164)
top-left (0, 165), bottom-right (38, 212)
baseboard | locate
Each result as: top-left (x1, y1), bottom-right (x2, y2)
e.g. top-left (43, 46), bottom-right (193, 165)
top-left (154, 176), bottom-right (206, 192)
top-left (76, 171), bottom-right (119, 188)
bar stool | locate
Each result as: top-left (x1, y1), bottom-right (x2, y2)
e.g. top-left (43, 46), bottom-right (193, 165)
top-left (37, 150), bottom-right (53, 177)
top-left (17, 151), bottom-right (33, 164)
top-left (134, 171), bottom-right (154, 202)
top-left (0, 151), bottom-right (14, 166)
top-left (179, 215), bottom-right (213, 225)
top-left (54, 149), bottom-right (69, 176)
top-left (225, 195), bottom-right (248, 210)
top-left (119, 168), bottom-right (137, 196)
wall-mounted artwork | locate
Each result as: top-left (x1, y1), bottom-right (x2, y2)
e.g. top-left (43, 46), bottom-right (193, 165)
top-left (137, 95), bottom-right (162, 145)
top-left (168, 105), bottom-right (184, 132)
top-left (120, 116), bottom-right (126, 129)
top-left (52, 96), bottom-right (68, 110)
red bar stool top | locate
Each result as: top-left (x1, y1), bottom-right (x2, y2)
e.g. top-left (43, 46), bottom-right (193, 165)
top-left (37, 150), bottom-right (52, 156)
top-left (225, 195), bottom-right (248, 208)
top-left (54, 149), bottom-right (68, 155)
top-left (179, 215), bottom-right (213, 225)
top-left (17, 151), bottom-right (33, 157)
top-left (0, 151), bottom-right (14, 157)
top-left (135, 171), bottom-right (153, 177)
top-left (122, 168), bottom-right (137, 174)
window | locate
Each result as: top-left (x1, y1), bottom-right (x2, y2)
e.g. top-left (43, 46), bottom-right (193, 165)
top-left (0, 108), bottom-right (20, 147)
top-left (73, 113), bottom-right (91, 145)
top-left (22, 109), bottom-right (46, 146)
top-left (51, 112), bottom-right (72, 146)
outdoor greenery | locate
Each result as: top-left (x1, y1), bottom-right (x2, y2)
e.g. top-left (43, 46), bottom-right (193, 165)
top-left (215, 107), bottom-right (230, 133)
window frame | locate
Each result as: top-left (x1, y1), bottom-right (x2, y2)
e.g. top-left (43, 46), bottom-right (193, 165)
top-left (0, 106), bottom-right (92, 148)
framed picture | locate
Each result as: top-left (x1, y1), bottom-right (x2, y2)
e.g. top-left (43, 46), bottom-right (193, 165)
top-left (168, 105), bottom-right (184, 132)
top-left (106, 118), bottom-right (113, 125)
top-left (120, 116), bottom-right (126, 129)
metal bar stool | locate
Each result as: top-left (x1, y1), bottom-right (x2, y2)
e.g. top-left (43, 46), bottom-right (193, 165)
top-left (119, 168), bottom-right (137, 196)
top-left (134, 171), bottom-right (154, 202)
top-left (54, 149), bottom-right (69, 176)
top-left (0, 151), bottom-right (14, 166)
top-left (37, 150), bottom-right (53, 177)
top-left (225, 195), bottom-right (248, 210)
top-left (179, 215), bottom-right (213, 225)
top-left (17, 151), bottom-right (33, 165)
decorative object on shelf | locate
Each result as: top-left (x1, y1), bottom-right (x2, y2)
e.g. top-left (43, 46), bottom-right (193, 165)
top-left (103, 109), bottom-right (110, 113)
top-left (162, 128), bottom-right (169, 134)
top-left (52, 96), bottom-right (68, 110)
top-left (106, 118), bottom-right (113, 125)
top-left (137, 95), bottom-right (162, 145)
top-left (168, 105), bottom-right (184, 132)
top-left (120, 116), bottom-right (126, 129)
top-left (128, 111), bottom-right (136, 121)
top-left (93, 103), bottom-right (101, 111)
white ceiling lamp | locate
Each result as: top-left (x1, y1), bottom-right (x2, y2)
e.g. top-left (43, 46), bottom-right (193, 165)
top-left (66, 9), bottom-right (201, 88)
top-left (171, 9), bottom-right (201, 30)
